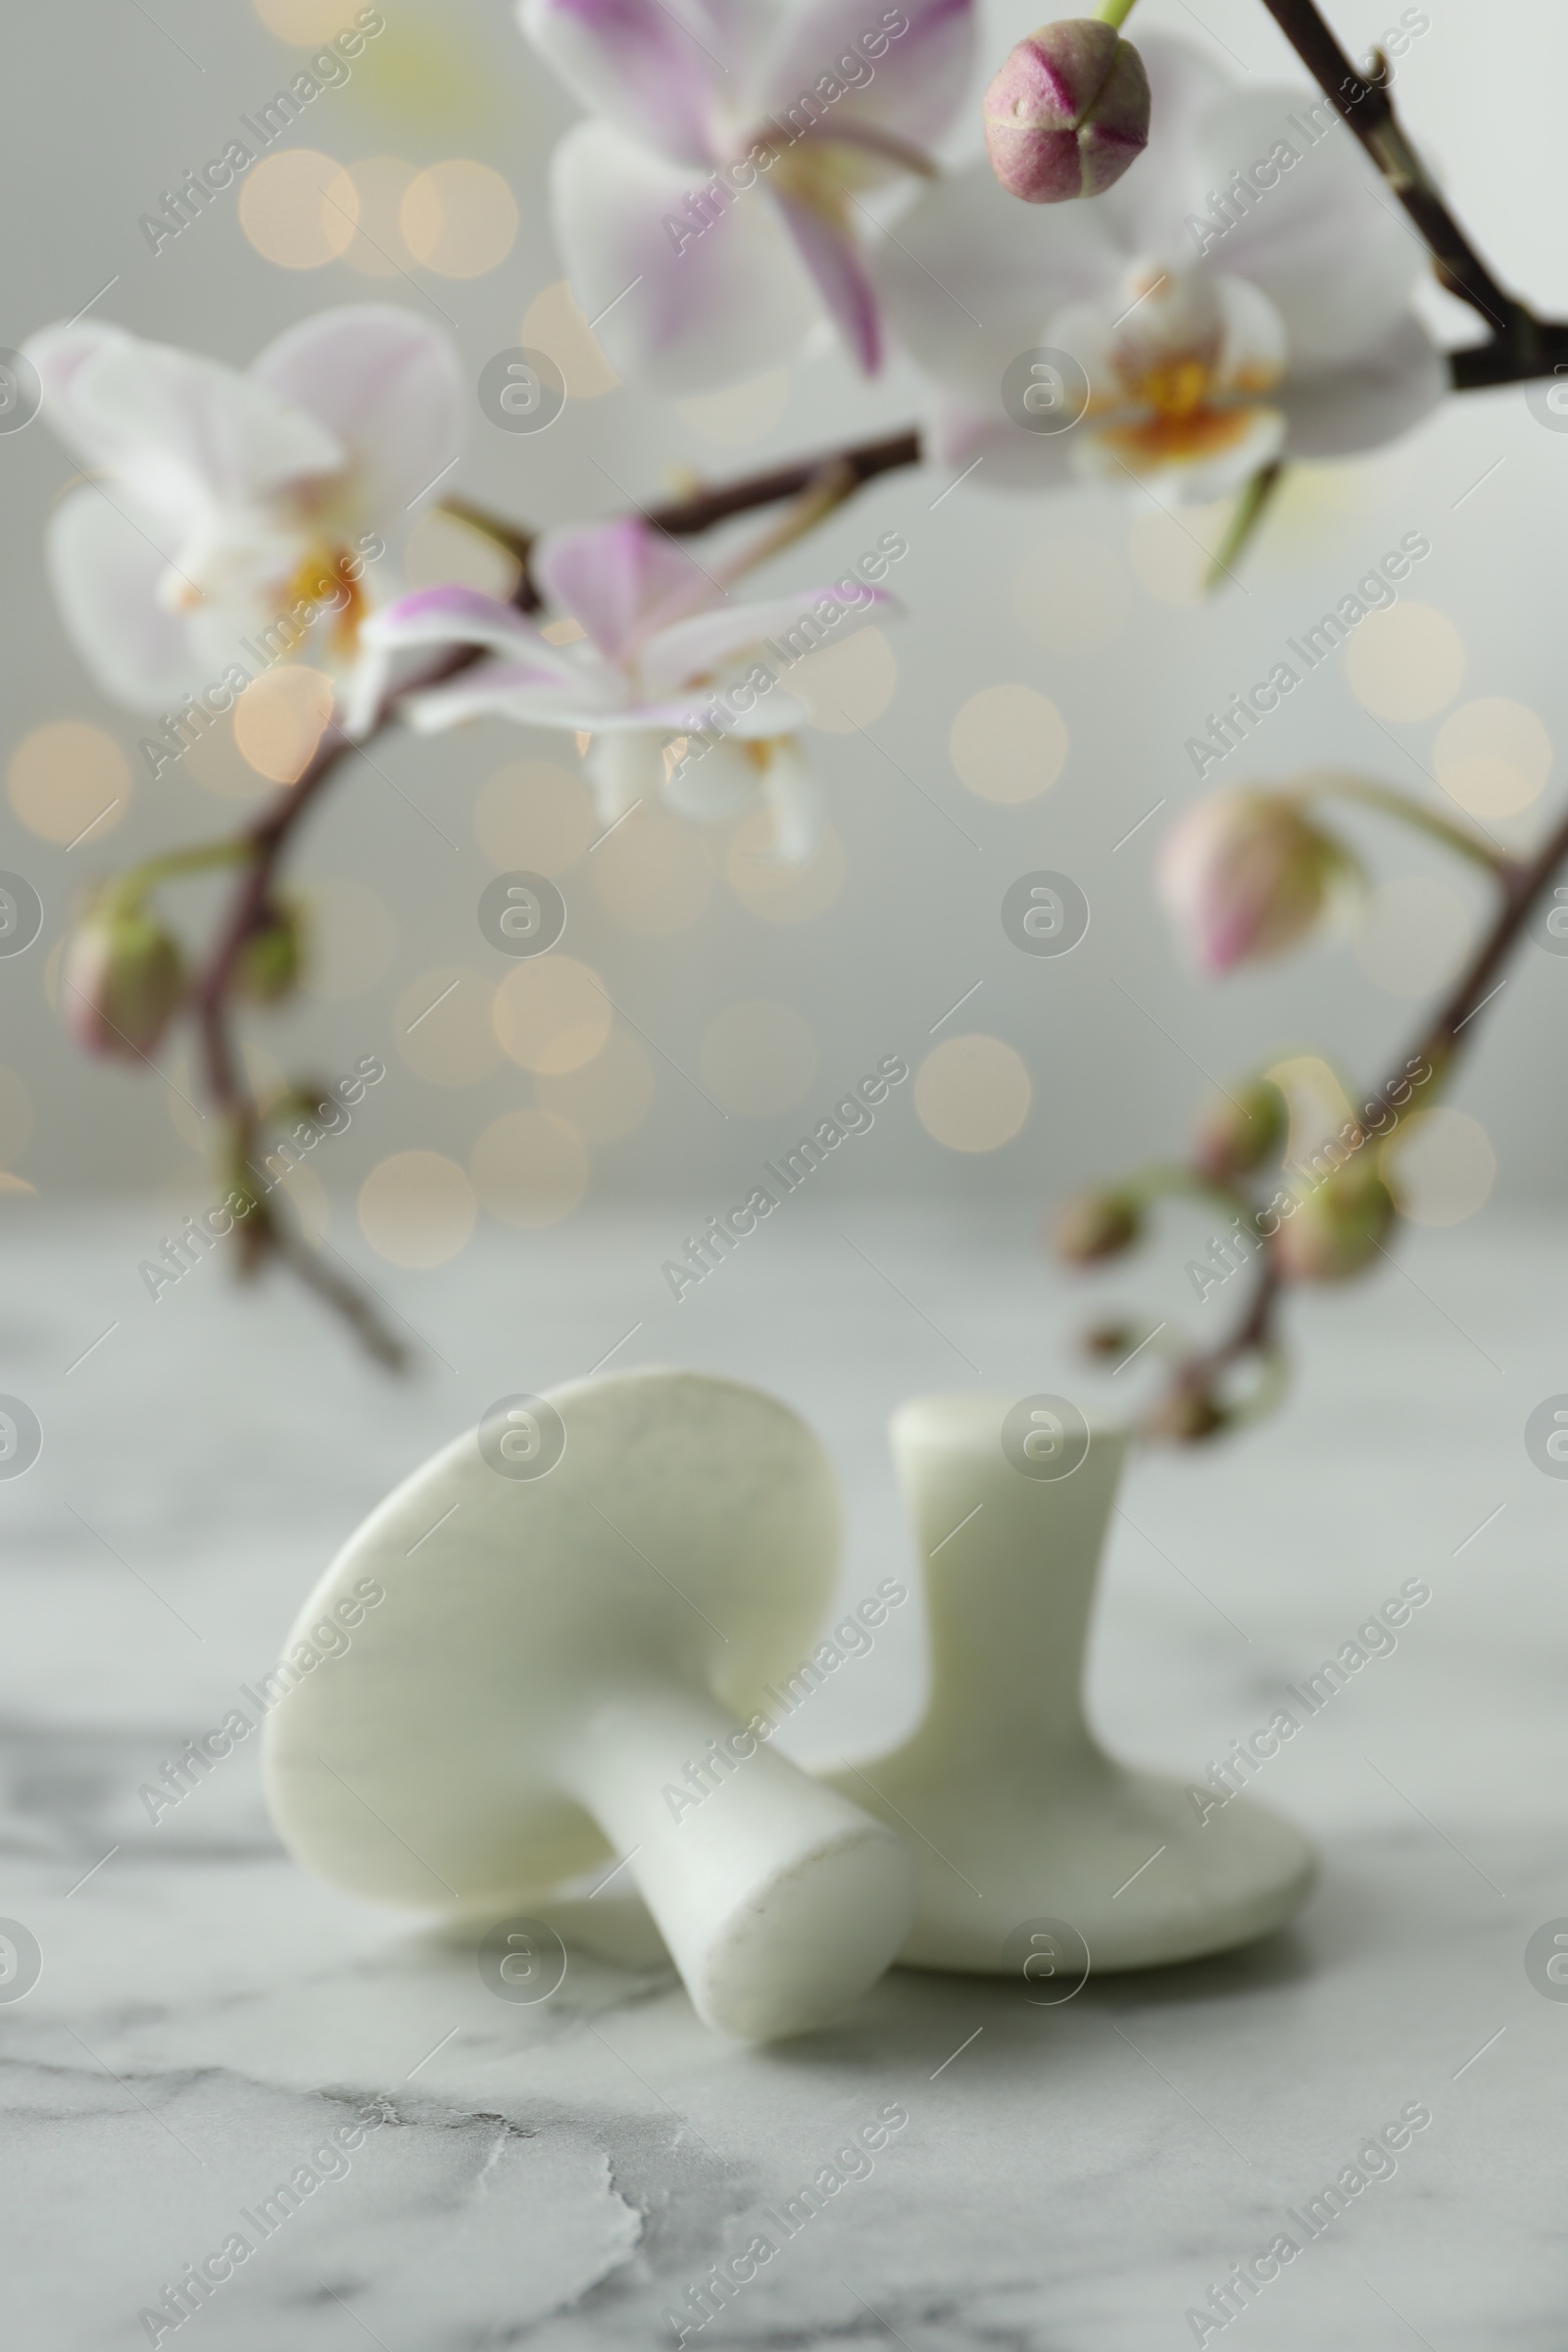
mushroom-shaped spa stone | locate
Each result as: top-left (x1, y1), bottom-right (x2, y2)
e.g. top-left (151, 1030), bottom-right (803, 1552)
top-left (264, 1369), bottom-right (916, 2040)
top-left (826, 1396), bottom-right (1316, 1973)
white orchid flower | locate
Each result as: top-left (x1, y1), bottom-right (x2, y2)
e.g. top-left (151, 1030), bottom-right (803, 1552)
top-left (24, 305), bottom-right (464, 731)
top-left (876, 36), bottom-right (1446, 501)
top-left (518, 0), bottom-right (976, 390)
top-left (364, 516), bottom-right (890, 859)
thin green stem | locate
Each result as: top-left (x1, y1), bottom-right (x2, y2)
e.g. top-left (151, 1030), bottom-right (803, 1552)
top-left (1096, 0), bottom-right (1139, 24)
top-left (1205, 462), bottom-right (1284, 595)
top-left (110, 836), bottom-right (252, 911)
top-left (1304, 775), bottom-right (1512, 878)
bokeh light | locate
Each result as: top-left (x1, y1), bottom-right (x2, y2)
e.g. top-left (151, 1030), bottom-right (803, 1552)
top-left (358, 1150), bottom-right (475, 1267)
top-left (395, 967), bottom-right (505, 1086)
top-left (537, 1026), bottom-right (655, 1141)
top-left (520, 281), bottom-right (619, 398)
top-left (1346, 604), bottom-right (1465, 722)
top-left (8, 721), bottom-right (129, 845)
top-left (251, 0), bottom-right (345, 34)
top-left (913, 1035), bottom-right (1031, 1152)
top-left (233, 666), bottom-right (334, 782)
top-left (590, 806), bottom-right (714, 936)
top-left (726, 813), bottom-right (845, 922)
top-left (1384, 1106), bottom-right (1496, 1227)
top-left (185, 722), bottom-right (274, 804)
top-left (238, 150), bottom-right (359, 269)
top-left (470, 1107), bottom-right (590, 1227)
top-left (674, 372), bottom-right (791, 445)
top-left (789, 627), bottom-right (897, 733)
top-left (1013, 537), bottom-right (1130, 656)
top-left (299, 878), bottom-right (396, 999)
top-left (474, 760), bottom-right (595, 874)
top-left (338, 156), bottom-right (417, 276)
top-left (1353, 876), bottom-right (1474, 999)
top-left (401, 160), bottom-right (517, 277)
top-left (950, 685), bottom-right (1067, 803)
top-left (1434, 698), bottom-right (1550, 818)
top-left (492, 955), bottom-right (612, 1073)
top-left (699, 1000), bottom-right (816, 1116)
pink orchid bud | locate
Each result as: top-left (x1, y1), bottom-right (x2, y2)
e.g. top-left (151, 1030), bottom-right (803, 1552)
top-left (983, 20), bottom-right (1151, 204)
top-left (62, 906), bottom-right (184, 1060)
top-left (1053, 1184), bottom-right (1143, 1264)
top-left (1192, 1078), bottom-right (1288, 1180)
top-left (1273, 1160), bottom-right (1394, 1284)
top-left (1156, 792), bottom-right (1357, 976)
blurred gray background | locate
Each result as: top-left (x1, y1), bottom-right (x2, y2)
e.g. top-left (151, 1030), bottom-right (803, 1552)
top-left (1, 0), bottom-right (1563, 1265)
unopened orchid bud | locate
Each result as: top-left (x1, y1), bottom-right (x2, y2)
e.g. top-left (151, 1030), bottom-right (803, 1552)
top-left (1273, 1161), bottom-right (1394, 1284)
top-left (236, 901), bottom-right (305, 1003)
top-left (1193, 1078), bottom-right (1288, 1180)
top-left (62, 904), bottom-right (184, 1060)
top-left (1083, 1319), bottom-right (1141, 1358)
top-left (1156, 791), bottom-right (1357, 976)
top-left (983, 20), bottom-right (1151, 205)
top-left (1053, 1185), bottom-right (1143, 1264)
top-left (1147, 1384), bottom-right (1229, 1444)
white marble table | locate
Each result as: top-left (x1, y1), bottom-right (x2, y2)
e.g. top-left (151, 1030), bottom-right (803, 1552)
top-left (2, 1201), bottom-right (1564, 2349)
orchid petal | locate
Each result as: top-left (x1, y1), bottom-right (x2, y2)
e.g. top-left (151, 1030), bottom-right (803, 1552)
top-left (584, 729), bottom-right (670, 819)
top-left (25, 322), bottom-right (145, 477)
top-left (550, 119), bottom-right (819, 392)
top-left (661, 734), bottom-right (763, 819)
top-left (42, 484), bottom-right (200, 710)
top-left (33, 336), bottom-right (341, 522)
top-left (753, 0), bottom-right (975, 149)
top-left (639, 584), bottom-right (888, 693)
top-left (760, 739), bottom-right (823, 862)
top-left (251, 305), bottom-right (465, 522)
top-left (1094, 33), bottom-right (1232, 255)
top-left (363, 585), bottom-right (584, 679)
top-left (534, 518), bottom-right (717, 660)
top-left (1198, 91), bottom-right (1428, 367)
top-left (925, 398), bottom-right (1080, 490)
top-left (774, 196), bottom-right (882, 373)
top-left (1277, 314), bottom-right (1446, 457)
top-left (519, 0), bottom-right (726, 166)
top-left (874, 162), bottom-right (1121, 406)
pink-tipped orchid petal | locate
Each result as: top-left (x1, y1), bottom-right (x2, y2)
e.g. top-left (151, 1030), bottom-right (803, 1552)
top-left (362, 585), bottom-right (585, 678)
top-left (251, 305), bottom-right (465, 522)
top-left (638, 582), bottom-right (889, 695)
top-left (774, 196), bottom-right (883, 373)
top-left (518, 0), bottom-right (727, 167)
top-left (533, 517), bottom-right (716, 661)
top-left (754, 0), bottom-right (975, 150)
top-left (550, 121), bottom-right (820, 392)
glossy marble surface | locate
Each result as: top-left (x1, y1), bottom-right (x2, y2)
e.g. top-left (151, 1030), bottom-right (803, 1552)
top-left (2, 1201), bottom-right (1564, 2349)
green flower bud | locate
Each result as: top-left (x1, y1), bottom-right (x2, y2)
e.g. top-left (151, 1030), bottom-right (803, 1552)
top-left (1274, 1160), bottom-right (1394, 1283)
top-left (1193, 1078), bottom-right (1288, 1180)
top-left (1053, 1185), bottom-right (1143, 1264)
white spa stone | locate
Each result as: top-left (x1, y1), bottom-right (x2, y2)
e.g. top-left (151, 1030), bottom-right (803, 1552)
top-left (263, 1367), bottom-right (915, 2041)
top-left (825, 1395), bottom-right (1318, 1973)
